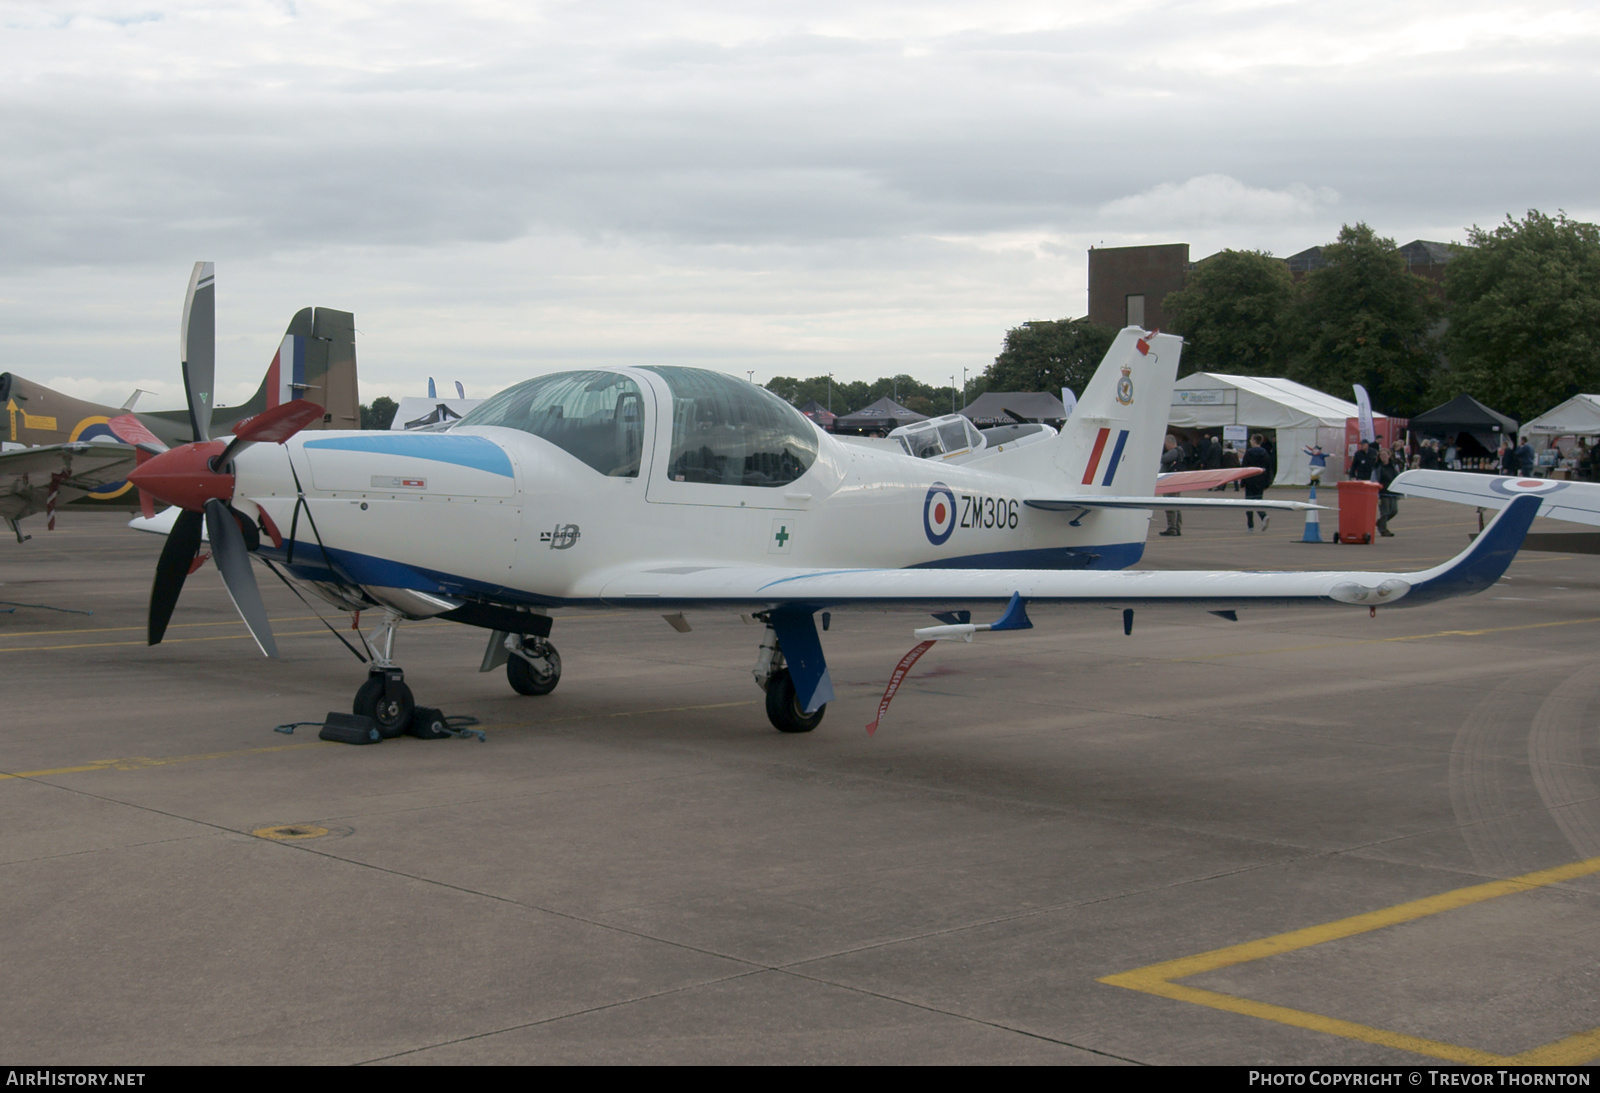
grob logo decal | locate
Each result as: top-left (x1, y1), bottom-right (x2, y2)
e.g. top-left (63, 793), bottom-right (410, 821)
top-left (923, 483), bottom-right (956, 545)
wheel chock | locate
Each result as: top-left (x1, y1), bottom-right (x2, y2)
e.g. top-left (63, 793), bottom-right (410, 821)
top-left (319, 711), bottom-right (382, 745)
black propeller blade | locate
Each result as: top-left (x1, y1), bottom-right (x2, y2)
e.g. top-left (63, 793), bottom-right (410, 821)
top-left (149, 508), bottom-right (204, 646)
top-left (204, 499), bottom-right (278, 657)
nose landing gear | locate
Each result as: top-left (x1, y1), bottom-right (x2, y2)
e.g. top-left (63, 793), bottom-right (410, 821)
top-left (350, 609), bottom-right (416, 737)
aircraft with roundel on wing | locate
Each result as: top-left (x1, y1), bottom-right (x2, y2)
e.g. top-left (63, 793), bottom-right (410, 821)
top-left (125, 287), bottom-right (1541, 736)
top-left (0, 263), bottom-right (359, 541)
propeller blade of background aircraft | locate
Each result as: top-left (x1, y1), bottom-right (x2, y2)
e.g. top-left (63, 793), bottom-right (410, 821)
top-left (204, 498), bottom-right (278, 657)
top-left (149, 507), bottom-right (204, 645)
top-left (213, 400), bottom-right (326, 470)
top-left (180, 261), bottom-right (215, 443)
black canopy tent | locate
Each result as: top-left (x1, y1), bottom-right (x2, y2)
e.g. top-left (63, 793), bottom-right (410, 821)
top-left (959, 391), bottom-right (1069, 428)
top-left (1409, 393), bottom-right (1519, 458)
top-left (832, 397), bottom-right (927, 435)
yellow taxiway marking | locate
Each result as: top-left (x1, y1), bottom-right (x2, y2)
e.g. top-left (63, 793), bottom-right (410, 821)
top-left (0, 610), bottom-right (623, 641)
top-left (0, 742), bottom-right (330, 781)
top-left (1099, 855), bottom-right (1600, 1064)
top-left (0, 700), bottom-right (757, 785)
top-left (0, 627), bottom-right (358, 653)
top-left (0, 616), bottom-right (329, 639)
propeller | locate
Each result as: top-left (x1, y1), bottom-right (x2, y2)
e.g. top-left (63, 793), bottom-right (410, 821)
top-left (129, 263), bottom-right (324, 656)
top-left (181, 262), bottom-right (216, 443)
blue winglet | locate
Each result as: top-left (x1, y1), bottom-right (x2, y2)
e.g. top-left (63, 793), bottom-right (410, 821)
top-left (1402, 494), bottom-right (1539, 606)
top-left (988, 591), bottom-right (1033, 632)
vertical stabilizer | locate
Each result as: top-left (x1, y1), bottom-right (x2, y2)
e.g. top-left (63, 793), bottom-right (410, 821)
top-left (191, 306), bottom-right (359, 435)
top-left (1043, 328), bottom-right (1181, 494)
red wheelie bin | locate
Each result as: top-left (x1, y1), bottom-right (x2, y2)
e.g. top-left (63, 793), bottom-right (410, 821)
top-left (1336, 480), bottom-right (1379, 544)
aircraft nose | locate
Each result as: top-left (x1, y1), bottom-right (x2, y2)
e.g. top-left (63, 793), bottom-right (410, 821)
top-left (128, 440), bottom-right (234, 512)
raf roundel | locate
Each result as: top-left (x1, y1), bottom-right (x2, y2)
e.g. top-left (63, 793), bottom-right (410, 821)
top-left (924, 482), bottom-right (957, 545)
top-left (1488, 478), bottom-right (1570, 498)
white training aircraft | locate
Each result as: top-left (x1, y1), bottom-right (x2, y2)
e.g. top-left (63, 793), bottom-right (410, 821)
top-left (126, 304), bottom-right (1540, 735)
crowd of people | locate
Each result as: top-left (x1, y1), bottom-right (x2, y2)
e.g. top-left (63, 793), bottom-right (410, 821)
top-left (1158, 429), bottom-right (1595, 542)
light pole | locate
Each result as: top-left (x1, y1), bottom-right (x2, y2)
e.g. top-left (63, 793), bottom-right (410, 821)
top-left (747, 370), bottom-right (755, 384)
top-left (827, 373), bottom-right (834, 413)
top-left (950, 376), bottom-right (956, 414)
top-left (961, 367), bottom-right (968, 411)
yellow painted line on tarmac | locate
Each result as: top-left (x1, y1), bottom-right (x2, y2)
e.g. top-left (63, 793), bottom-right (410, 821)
top-left (0, 610), bottom-right (624, 645)
top-left (1099, 855), bottom-right (1600, 1065)
top-left (0, 699), bottom-right (759, 785)
top-left (0, 627), bottom-right (355, 653)
top-left (0, 616), bottom-right (328, 638)
top-left (534, 699), bottom-right (759, 725)
top-left (1165, 615), bottom-right (1600, 663)
top-left (0, 741), bottom-right (330, 781)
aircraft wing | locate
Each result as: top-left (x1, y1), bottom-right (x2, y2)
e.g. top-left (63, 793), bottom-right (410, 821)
top-left (0, 441), bottom-right (141, 524)
top-left (593, 495), bottom-right (1536, 612)
top-left (1393, 469), bottom-right (1600, 528)
top-left (1155, 467), bottom-right (1262, 494)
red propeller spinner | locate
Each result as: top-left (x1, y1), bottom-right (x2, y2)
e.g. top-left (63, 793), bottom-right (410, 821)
top-left (128, 400), bottom-right (325, 512)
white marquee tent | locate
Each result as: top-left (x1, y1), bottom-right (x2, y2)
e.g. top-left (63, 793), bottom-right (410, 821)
top-left (1523, 394), bottom-right (1600, 439)
top-left (1167, 373), bottom-right (1381, 486)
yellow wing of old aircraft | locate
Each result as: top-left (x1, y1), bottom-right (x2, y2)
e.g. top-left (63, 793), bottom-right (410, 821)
top-left (0, 263), bottom-right (360, 541)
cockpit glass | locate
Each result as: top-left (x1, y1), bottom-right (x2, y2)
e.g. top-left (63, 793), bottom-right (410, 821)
top-left (456, 371), bottom-right (644, 477)
top-left (641, 367), bottom-right (817, 487)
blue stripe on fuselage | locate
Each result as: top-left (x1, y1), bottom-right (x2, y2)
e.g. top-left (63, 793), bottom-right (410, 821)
top-left (303, 434), bottom-right (514, 477)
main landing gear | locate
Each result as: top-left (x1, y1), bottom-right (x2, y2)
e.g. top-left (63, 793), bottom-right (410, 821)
top-left (477, 627), bottom-right (562, 698)
top-left (752, 620), bottom-right (826, 733)
top-left (505, 635), bottom-right (562, 696)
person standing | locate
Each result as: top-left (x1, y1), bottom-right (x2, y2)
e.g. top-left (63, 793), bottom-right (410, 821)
top-left (1376, 447), bottom-right (1402, 536)
top-left (1160, 434), bottom-right (1183, 536)
top-left (1244, 433), bottom-right (1271, 532)
top-left (1349, 440), bottom-right (1375, 482)
top-left (1516, 436), bottom-right (1536, 476)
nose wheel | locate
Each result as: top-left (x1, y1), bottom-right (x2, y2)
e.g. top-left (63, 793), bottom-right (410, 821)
top-left (354, 668), bottom-right (414, 738)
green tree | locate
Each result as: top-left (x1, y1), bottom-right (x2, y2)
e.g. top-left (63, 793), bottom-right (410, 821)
top-left (1442, 210), bottom-right (1600, 422)
top-left (1286, 223), bottom-right (1439, 416)
top-left (982, 318), bottom-right (1117, 400)
top-left (360, 396), bottom-right (398, 430)
top-left (1163, 249), bottom-right (1296, 376)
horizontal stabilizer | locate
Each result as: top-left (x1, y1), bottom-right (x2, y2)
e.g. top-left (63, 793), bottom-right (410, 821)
top-left (1156, 467), bottom-right (1262, 494)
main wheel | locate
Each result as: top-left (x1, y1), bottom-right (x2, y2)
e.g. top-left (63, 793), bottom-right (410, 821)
top-left (507, 642), bottom-right (562, 696)
top-left (765, 669), bottom-right (824, 733)
top-left (354, 676), bottom-right (415, 738)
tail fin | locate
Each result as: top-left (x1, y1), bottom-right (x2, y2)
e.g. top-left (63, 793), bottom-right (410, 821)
top-left (1042, 328), bottom-right (1181, 492)
top-left (212, 308), bottom-right (361, 434)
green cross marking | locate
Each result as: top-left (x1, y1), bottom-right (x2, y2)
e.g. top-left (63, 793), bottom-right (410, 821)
top-left (774, 526), bottom-right (790, 546)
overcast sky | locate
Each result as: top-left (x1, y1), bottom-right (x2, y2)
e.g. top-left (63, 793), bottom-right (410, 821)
top-left (2, 1), bottom-right (1596, 408)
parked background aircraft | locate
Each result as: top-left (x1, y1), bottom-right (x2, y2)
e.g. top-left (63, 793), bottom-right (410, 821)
top-left (125, 324), bottom-right (1534, 737)
top-left (1394, 468), bottom-right (1600, 554)
top-left (0, 263), bottom-right (360, 540)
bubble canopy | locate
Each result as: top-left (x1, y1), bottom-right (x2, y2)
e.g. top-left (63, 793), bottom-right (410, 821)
top-left (456, 367), bottom-right (818, 487)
